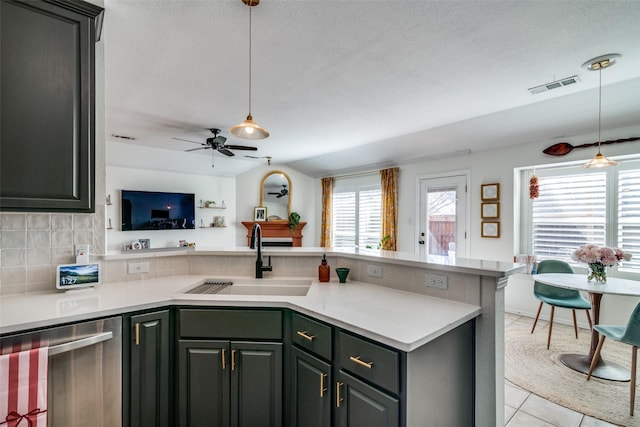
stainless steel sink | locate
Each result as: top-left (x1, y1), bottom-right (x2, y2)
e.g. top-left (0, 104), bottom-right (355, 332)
top-left (183, 278), bottom-right (312, 296)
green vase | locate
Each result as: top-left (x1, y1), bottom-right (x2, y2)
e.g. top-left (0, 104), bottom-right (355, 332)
top-left (588, 262), bottom-right (607, 283)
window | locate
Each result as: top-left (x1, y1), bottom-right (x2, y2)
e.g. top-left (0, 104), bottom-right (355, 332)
top-left (521, 159), bottom-right (640, 274)
top-left (332, 175), bottom-right (381, 248)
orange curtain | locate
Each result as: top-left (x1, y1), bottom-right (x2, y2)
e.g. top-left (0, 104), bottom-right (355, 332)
top-left (380, 168), bottom-right (398, 251)
top-left (320, 177), bottom-right (334, 247)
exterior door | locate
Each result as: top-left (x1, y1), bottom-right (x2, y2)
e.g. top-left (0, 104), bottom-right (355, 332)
top-left (417, 174), bottom-right (468, 258)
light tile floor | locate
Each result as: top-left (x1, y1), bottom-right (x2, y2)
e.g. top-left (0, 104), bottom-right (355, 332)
top-left (504, 313), bottom-right (620, 427)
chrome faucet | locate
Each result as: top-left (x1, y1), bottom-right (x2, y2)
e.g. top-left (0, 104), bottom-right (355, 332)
top-left (250, 223), bottom-right (272, 278)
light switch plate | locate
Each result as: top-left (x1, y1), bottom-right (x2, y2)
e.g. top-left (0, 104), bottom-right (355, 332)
top-left (128, 262), bottom-right (150, 274)
top-left (366, 264), bottom-right (383, 278)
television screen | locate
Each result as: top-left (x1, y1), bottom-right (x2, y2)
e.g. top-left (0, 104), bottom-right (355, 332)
top-left (121, 190), bottom-right (195, 231)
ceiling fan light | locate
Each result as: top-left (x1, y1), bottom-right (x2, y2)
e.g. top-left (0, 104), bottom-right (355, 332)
top-left (230, 115), bottom-right (270, 140)
top-left (582, 152), bottom-right (620, 169)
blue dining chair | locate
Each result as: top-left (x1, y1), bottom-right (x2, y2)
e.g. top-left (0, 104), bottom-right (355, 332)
top-left (530, 260), bottom-right (593, 349)
top-left (587, 302), bottom-right (640, 415)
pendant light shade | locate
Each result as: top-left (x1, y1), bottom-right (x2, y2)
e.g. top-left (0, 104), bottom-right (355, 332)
top-left (231, 0), bottom-right (269, 140)
top-left (582, 54), bottom-right (620, 169)
top-left (230, 114), bottom-right (269, 139)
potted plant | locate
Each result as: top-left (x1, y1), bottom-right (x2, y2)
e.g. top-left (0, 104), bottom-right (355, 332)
top-left (288, 211), bottom-right (301, 234)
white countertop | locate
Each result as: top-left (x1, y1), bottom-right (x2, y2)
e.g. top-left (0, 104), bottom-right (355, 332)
top-left (0, 276), bottom-right (481, 352)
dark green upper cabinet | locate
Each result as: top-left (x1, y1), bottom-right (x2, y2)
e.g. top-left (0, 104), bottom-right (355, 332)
top-left (0, 0), bottom-right (104, 212)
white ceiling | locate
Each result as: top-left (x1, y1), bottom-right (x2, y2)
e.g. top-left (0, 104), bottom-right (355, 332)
top-left (103, 0), bottom-right (640, 178)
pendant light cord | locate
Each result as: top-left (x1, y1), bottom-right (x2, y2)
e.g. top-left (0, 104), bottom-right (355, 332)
top-left (248, 5), bottom-right (253, 117)
top-left (597, 67), bottom-right (602, 155)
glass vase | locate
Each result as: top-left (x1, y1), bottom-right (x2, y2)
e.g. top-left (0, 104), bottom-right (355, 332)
top-left (588, 262), bottom-right (607, 283)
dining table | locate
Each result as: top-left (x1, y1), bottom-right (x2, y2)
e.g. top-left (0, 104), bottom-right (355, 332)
top-left (534, 273), bottom-right (640, 382)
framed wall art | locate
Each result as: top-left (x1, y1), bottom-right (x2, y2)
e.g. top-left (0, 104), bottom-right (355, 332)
top-left (481, 183), bottom-right (500, 201)
top-left (254, 206), bottom-right (267, 221)
top-left (481, 202), bottom-right (500, 219)
top-left (481, 221), bottom-right (500, 238)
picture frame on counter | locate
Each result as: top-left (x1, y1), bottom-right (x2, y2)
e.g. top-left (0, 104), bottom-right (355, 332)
top-left (481, 183), bottom-right (500, 201)
top-left (481, 221), bottom-right (500, 238)
top-left (481, 202), bottom-right (500, 219)
top-left (254, 206), bottom-right (267, 221)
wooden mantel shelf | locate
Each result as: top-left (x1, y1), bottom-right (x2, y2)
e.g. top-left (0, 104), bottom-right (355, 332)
top-left (241, 221), bottom-right (307, 247)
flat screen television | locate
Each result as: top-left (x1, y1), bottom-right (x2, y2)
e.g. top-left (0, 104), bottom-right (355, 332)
top-left (121, 190), bottom-right (195, 231)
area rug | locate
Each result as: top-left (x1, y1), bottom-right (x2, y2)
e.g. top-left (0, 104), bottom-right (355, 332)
top-left (505, 318), bottom-right (639, 426)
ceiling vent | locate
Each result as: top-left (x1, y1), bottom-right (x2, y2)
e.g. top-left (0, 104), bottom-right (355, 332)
top-left (528, 75), bottom-right (581, 95)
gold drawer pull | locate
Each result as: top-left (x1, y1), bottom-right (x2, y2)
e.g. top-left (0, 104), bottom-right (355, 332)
top-left (350, 356), bottom-right (373, 369)
top-left (231, 349), bottom-right (236, 371)
top-left (222, 348), bottom-right (226, 370)
top-left (135, 323), bottom-right (140, 346)
top-left (320, 373), bottom-right (328, 397)
top-left (296, 330), bottom-right (316, 341)
top-left (336, 382), bottom-right (344, 407)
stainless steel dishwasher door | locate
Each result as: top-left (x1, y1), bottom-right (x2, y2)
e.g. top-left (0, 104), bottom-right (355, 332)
top-left (1, 316), bottom-right (122, 427)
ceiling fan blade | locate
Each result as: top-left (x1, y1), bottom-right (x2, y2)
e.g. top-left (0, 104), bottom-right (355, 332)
top-left (226, 145), bottom-right (257, 151)
top-left (185, 147), bottom-right (210, 152)
top-left (172, 137), bottom-right (204, 145)
top-left (218, 147), bottom-right (235, 157)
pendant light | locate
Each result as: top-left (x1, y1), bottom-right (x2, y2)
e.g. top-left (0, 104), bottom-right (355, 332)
top-left (230, 0), bottom-right (270, 140)
top-left (582, 54), bottom-right (620, 169)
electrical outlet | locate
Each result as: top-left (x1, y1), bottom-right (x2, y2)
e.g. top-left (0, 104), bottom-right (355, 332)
top-left (75, 244), bottom-right (90, 256)
top-left (128, 262), bottom-right (150, 274)
top-left (366, 264), bottom-right (383, 278)
top-left (426, 273), bottom-right (448, 290)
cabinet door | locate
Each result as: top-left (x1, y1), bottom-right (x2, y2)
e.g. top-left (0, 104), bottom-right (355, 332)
top-left (290, 346), bottom-right (331, 427)
top-left (0, 0), bottom-right (103, 212)
top-left (129, 311), bottom-right (171, 427)
top-left (230, 342), bottom-right (282, 427)
top-left (179, 340), bottom-right (230, 427)
top-left (336, 371), bottom-right (399, 427)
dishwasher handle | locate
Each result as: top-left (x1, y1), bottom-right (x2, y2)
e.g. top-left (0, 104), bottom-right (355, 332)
top-left (48, 331), bottom-right (113, 356)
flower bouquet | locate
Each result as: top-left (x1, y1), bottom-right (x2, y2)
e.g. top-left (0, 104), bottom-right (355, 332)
top-left (571, 244), bottom-right (631, 283)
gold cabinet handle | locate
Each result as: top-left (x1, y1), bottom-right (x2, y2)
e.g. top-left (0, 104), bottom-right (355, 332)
top-left (336, 382), bottom-right (344, 407)
top-left (135, 323), bottom-right (140, 346)
top-left (221, 348), bottom-right (226, 370)
top-left (296, 330), bottom-right (316, 341)
top-left (349, 356), bottom-right (373, 369)
top-left (231, 349), bottom-right (236, 371)
top-left (320, 373), bottom-right (327, 397)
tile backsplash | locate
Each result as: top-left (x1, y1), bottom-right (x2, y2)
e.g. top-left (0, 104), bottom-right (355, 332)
top-left (0, 207), bottom-right (105, 295)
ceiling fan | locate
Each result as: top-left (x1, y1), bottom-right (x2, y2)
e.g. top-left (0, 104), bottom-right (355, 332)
top-left (173, 128), bottom-right (257, 166)
top-left (268, 185), bottom-right (288, 198)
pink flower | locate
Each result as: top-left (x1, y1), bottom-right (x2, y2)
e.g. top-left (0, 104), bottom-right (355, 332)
top-left (572, 244), bottom-right (632, 267)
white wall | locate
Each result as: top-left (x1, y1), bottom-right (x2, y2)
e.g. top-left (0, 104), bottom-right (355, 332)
top-left (106, 166), bottom-right (237, 251)
top-left (236, 165), bottom-right (318, 246)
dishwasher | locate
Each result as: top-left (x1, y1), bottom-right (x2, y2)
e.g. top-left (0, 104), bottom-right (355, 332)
top-left (0, 316), bottom-right (122, 426)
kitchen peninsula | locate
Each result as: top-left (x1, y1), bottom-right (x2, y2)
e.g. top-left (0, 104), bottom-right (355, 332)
top-left (0, 248), bottom-right (522, 426)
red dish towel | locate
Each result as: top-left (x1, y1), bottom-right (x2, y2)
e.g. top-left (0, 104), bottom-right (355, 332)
top-left (0, 347), bottom-right (48, 427)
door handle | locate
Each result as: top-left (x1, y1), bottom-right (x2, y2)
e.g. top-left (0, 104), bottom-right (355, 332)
top-left (319, 373), bottom-right (327, 397)
top-left (221, 348), bottom-right (226, 370)
top-left (336, 382), bottom-right (344, 408)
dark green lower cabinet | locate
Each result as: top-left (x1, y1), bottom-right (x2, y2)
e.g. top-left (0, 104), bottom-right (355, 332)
top-left (290, 346), bottom-right (332, 427)
top-left (127, 310), bottom-right (171, 427)
top-left (179, 340), bottom-right (282, 427)
top-left (336, 371), bottom-right (399, 427)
